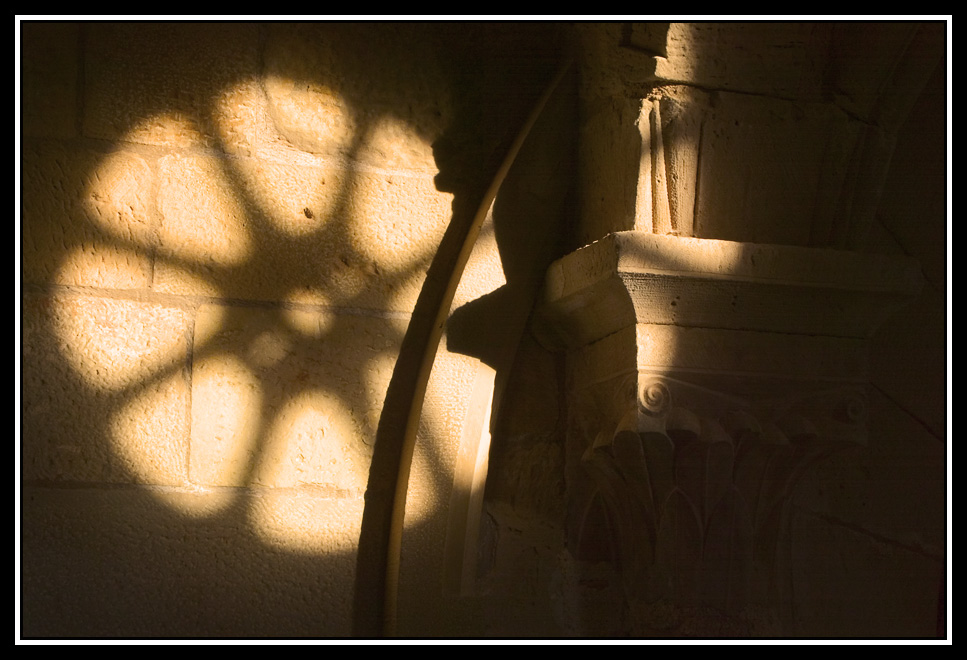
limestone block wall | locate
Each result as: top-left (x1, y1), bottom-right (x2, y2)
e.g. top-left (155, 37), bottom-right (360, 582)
top-left (20, 20), bottom-right (578, 639)
top-left (19, 21), bottom-right (464, 637)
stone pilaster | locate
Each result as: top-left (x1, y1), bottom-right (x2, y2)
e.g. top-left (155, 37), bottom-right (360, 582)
top-left (572, 22), bottom-right (945, 250)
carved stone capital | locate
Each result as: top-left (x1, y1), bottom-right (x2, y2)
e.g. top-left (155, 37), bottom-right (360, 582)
top-left (535, 231), bottom-right (922, 632)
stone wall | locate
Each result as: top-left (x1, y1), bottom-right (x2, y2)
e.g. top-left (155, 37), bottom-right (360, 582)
top-left (19, 21), bottom-right (513, 637)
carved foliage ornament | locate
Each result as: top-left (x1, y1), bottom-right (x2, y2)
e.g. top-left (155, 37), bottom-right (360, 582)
top-left (570, 374), bottom-right (867, 615)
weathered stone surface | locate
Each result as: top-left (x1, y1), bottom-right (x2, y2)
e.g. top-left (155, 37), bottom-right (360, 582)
top-left (588, 84), bottom-right (887, 249)
top-left (572, 23), bottom-right (660, 101)
top-left (17, 20), bottom-right (946, 640)
top-left (189, 303), bottom-right (403, 490)
top-left (788, 508), bottom-right (943, 637)
top-left (153, 152), bottom-right (451, 312)
top-left (154, 153), bottom-right (255, 277)
top-left (21, 485), bottom-right (361, 637)
top-left (21, 22), bottom-right (80, 139)
top-left (645, 86), bottom-right (708, 237)
top-left (650, 23), bottom-right (830, 100)
top-left (21, 293), bottom-right (191, 486)
top-left (262, 23), bottom-right (450, 172)
top-left (539, 222), bottom-right (938, 636)
top-left (574, 95), bottom-right (643, 244)
top-left (83, 23), bottom-right (260, 149)
top-left (792, 387), bottom-right (945, 556)
top-left (21, 143), bottom-right (154, 289)
top-left (574, 23), bottom-right (943, 252)
top-left (693, 93), bottom-right (852, 246)
top-left (537, 232), bottom-right (923, 349)
top-left (396, 212), bottom-right (513, 632)
top-left (635, 324), bottom-right (868, 382)
top-left (400, 347), bottom-right (480, 526)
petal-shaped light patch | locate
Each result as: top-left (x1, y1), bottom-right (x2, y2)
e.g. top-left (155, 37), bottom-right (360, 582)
top-left (209, 78), bottom-right (264, 157)
top-left (123, 109), bottom-right (208, 150)
top-left (262, 72), bottom-right (357, 158)
top-left (255, 390), bottom-right (369, 491)
top-left (357, 114), bottom-right (439, 172)
top-left (151, 485), bottom-right (239, 520)
top-left (82, 149), bottom-right (154, 246)
top-left (109, 368), bottom-right (191, 487)
top-left (281, 305), bottom-right (334, 339)
top-left (157, 153), bottom-right (253, 267)
top-left (54, 242), bottom-right (150, 291)
top-left (345, 170), bottom-right (453, 313)
top-left (189, 352), bottom-right (264, 487)
top-left (347, 169), bottom-right (451, 269)
top-left (247, 487), bottom-right (364, 555)
top-left (230, 157), bottom-right (335, 237)
top-left (49, 295), bottom-right (190, 394)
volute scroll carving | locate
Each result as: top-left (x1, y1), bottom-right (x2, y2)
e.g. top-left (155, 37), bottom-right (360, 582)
top-left (638, 378), bottom-right (671, 417)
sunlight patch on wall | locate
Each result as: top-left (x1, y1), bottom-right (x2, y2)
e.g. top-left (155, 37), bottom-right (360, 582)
top-left (247, 488), bottom-right (364, 555)
top-left (256, 390), bottom-right (368, 490)
top-left (48, 295), bottom-right (189, 394)
top-left (405, 351), bottom-right (484, 525)
top-left (151, 485), bottom-right (239, 519)
top-left (348, 170), bottom-right (451, 263)
top-left (209, 78), bottom-right (265, 157)
top-left (157, 152), bottom-right (254, 268)
top-left (604, 233), bottom-right (764, 287)
top-left (346, 170), bottom-right (454, 313)
top-left (450, 216), bottom-right (506, 307)
top-left (55, 243), bottom-right (149, 291)
top-left (109, 369), bottom-right (191, 486)
top-left (82, 149), bottom-right (154, 246)
top-left (189, 352), bottom-right (264, 487)
top-left (24, 293), bottom-right (191, 486)
top-left (246, 329), bottom-right (293, 370)
top-left (361, 349), bottom-right (404, 442)
top-left (48, 68), bottom-right (455, 547)
top-left (281, 305), bottom-right (334, 339)
top-left (263, 73), bottom-right (358, 158)
top-left (359, 113), bottom-right (441, 172)
top-left (122, 110), bottom-right (208, 150)
top-left (231, 157), bottom-right (335, 237)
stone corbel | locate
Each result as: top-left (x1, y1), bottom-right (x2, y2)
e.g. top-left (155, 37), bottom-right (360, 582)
top-left (534, 231), bottom-right (922, 632)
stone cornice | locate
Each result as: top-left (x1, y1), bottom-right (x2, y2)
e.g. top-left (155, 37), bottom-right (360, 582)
top-left (536, 231), bottom-right (923, 350)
